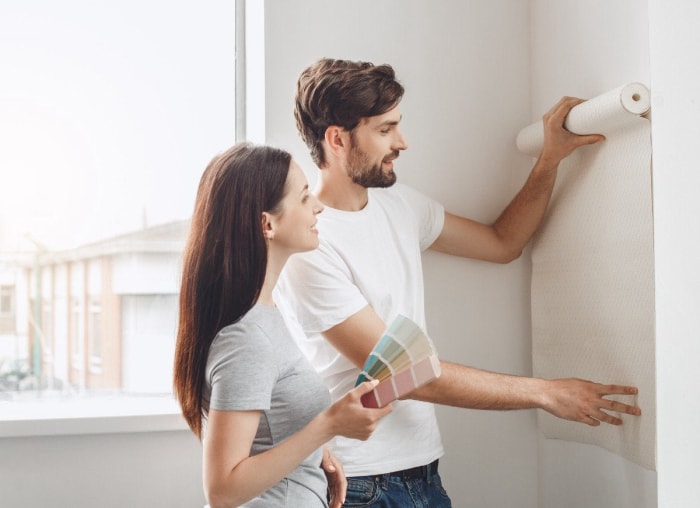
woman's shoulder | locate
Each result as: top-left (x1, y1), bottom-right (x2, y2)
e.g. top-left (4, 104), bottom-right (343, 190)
top-left (215, 305), bottom-right (287, 348)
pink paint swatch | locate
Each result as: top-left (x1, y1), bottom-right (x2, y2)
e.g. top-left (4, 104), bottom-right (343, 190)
top-left (356, 315), bottom-right (442, 409)
top-left (361, 354), bottom-right (441, 408)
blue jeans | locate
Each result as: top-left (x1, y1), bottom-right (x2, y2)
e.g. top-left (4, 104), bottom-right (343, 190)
top-left (342, 460), bottom-right (452, 507)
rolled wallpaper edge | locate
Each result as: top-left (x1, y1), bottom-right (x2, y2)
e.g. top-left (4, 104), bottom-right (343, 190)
top-left (516, 82), bottom-right (651, 157)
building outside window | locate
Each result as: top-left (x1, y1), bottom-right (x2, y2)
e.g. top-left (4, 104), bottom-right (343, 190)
top-left (88, 297), bottom-right (103, 374)
top-left (0, 0), bottom-right (240, 411)
top-left (0, 284), bottom-right (14, 334)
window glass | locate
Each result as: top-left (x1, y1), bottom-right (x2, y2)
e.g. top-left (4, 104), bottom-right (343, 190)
top-left (0, 0), bottom-right (237, 402)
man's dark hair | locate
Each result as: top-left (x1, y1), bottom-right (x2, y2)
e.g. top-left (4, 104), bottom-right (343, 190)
top-left (294, 58), bottom-right (405, 167)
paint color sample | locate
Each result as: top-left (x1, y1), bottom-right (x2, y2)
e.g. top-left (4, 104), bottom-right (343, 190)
top-left (361, 355), bottom-right (441, 408)
top-left (357, 315), bottom-right (441, 408)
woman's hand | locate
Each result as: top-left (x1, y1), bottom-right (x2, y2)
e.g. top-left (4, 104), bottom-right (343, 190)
top-left (322, 447), bottom-right (346, 508)
top-left (323, 380), bottom-right (393, 440)
top-left (320, 382), bottom-right (391, 507)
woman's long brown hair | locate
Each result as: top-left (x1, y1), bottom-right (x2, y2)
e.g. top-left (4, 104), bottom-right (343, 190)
top-left (173, 142), bottom-right (291, 439)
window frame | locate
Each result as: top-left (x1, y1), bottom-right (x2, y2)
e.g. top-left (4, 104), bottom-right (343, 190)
top-left (0, 0), bottom-right (251, 437)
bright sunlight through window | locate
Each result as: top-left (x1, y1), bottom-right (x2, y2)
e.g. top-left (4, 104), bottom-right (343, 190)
top-left (0, 0), bottom-right (238, 410)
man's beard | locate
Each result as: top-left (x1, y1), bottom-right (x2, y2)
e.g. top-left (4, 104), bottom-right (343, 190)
top-left (346, 145), bottom-right (398, 188)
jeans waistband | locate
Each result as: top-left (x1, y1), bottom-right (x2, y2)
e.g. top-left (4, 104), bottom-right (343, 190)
top-left (382, 459), bottom-right (439, 480)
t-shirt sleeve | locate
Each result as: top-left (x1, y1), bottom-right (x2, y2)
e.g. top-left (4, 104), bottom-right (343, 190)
top-left (276, 184), bottom-right (444, 338)
top-left (207, 325), bottom-right (278, 411)
top-left (278, 244), bottom-right (368, 336)
top-left (396, 183), bottom-right (445, 251)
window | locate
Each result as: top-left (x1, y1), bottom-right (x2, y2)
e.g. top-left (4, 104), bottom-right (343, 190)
top-left (0, 285), bottom-right (13, 316)
top-left (87, 297), bottom-right (102, 374)
top-left (0, 0), bottom-right (240, 425)
top-left (70, 296), bottom-right (85, 384)
top-left (0, 285), bottom-right (15, 335)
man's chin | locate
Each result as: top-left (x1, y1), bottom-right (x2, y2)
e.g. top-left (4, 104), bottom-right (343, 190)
top-left (383, 171), bottom-right (398, 187)
top-left (352, 169), bottom-right (397, 188)
top-left (362, 178), bottom-right (396, 189)
top-left (376, 177), bottom-right (397, 188)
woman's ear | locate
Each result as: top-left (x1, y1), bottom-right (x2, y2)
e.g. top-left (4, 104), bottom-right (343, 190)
top-left (261, 212), bottom-right (274, 240)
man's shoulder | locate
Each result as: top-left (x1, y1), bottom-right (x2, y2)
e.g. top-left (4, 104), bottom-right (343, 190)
top-left (284, 235), bottom-right (344, 272)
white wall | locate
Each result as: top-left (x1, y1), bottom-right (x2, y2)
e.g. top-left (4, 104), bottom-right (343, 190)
top-left (647, 2), bottom-right (700, 507)
top-left (529, 2), bottom-right (657, 507)
top-left (262, 1), bottom-right (539, 506)
top-left (0, 430), bottom-right (205, 508)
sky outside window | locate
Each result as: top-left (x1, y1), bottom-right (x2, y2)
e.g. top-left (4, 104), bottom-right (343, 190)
top-left (1, 0), bottom-right (237, 249)
top-left (0, 0), bottom-right (238, 401)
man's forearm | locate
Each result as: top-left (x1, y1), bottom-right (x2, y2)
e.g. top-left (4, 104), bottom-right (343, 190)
top-left (491, 160), bottom-right (558, 259)
top-left (409, 361), bottom-right (546, 410)
top-left (409, 360), bottom-right (641, 426)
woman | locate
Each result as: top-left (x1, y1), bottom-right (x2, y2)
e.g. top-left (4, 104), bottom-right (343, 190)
top-left (173, 142), bottom-right (391, 507)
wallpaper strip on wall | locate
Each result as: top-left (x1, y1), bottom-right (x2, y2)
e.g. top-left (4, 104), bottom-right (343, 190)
top-left (517, 83), bottom-right (655, 470)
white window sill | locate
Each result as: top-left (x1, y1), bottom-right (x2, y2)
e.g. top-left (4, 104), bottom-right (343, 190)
top-left (0, 395), bottom-right (190, 438)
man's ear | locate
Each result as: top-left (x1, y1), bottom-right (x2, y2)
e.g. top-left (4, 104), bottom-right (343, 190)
top-left (261, 211), bottom-right (274, 240)
top-left (324, 125), bottom-right (348, 158)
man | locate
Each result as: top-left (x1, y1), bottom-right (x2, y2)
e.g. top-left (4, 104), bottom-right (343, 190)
top-left (275, 58), bottom-right (641, 507)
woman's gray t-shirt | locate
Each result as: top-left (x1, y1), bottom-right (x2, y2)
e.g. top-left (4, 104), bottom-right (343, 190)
top-left (203, 304), bottom-right (332, 507)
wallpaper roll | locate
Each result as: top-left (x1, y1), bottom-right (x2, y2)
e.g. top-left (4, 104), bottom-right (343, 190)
top-left (516, 82), bottom-right (650, 156)
top-left (518, 83), bottom-right (655, 470)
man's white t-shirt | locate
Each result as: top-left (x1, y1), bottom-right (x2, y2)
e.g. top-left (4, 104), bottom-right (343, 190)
top-left (275, 183), bottom-right (446, 476)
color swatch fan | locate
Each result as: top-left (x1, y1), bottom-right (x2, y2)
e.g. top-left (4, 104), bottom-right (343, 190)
top-left (356, 314), bottom-right (441, 408)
